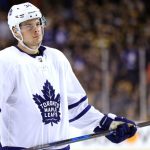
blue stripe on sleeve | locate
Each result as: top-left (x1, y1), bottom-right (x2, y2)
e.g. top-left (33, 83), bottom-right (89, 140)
top-left (69, 105), bottom-right (91, 122)
top-left (68, 96), bottom-right (87, 110)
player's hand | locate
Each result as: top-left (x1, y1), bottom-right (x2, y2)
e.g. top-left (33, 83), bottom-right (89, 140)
top-left (94, 114), bottom-right (137, 143)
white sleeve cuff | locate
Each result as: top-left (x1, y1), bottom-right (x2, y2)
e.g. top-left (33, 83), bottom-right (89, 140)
top-left (108, 113), bottom-right (116, 119)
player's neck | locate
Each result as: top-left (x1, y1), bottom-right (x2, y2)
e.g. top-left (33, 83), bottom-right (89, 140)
top-left (17, 43), bottom-right (39, 55)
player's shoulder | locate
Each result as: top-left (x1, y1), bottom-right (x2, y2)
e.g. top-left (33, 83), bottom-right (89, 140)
top-left (44, 46), bottom-right (68, 62)
top-left (0, 46), bottom-right (19, 58)
top-left (44, 46), bottom-right (65, 57)
top-left (0, 46), bottom-right (15, 61)
top-left (0, 46), bottom-right (20, 69)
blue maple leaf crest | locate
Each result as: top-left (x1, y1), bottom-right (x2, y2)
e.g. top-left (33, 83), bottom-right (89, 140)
top-left (33, 80), bottom-right (61, 126)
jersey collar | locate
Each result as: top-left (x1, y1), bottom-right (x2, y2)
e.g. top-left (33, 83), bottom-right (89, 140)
top-left (15, 45), bottom-right (46, 58)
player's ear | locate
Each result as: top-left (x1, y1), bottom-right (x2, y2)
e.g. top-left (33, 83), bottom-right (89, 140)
top-left (12, 27), bottom-right (22, 40)
top-left (12, 27), bottom-right (18, 33)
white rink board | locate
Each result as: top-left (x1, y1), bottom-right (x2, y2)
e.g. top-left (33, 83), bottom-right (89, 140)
top-left (69, 126), bottom-right (150, 150)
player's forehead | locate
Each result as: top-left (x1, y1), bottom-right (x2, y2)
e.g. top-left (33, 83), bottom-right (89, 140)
top-left (20, 18), bottom-right (40, 25)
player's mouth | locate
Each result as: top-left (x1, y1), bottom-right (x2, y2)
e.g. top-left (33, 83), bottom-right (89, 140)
top-left (33, 35), bottom-right (40, 39)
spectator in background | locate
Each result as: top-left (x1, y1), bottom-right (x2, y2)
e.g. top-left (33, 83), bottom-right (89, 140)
top-left (115, 43), bottom-right (139, 86)
top-left (0, 11), bottom-right (14, 49)
top-left (0, 0), bottom-right (9, 11)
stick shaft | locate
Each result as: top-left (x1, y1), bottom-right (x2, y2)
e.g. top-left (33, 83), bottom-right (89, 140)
top-left (137, 121), bottom-right (150, 128)
top-left (26, 121), bottom-right (150, 150)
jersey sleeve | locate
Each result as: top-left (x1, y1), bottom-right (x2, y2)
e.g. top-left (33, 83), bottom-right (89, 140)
top-left (64, 58), bottom-right (104, 130)
top-left (0, 57), bottom-right (16, 109)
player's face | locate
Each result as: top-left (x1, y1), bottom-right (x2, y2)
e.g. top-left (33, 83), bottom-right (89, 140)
top-left (20, 18), bottom-right (43, 49)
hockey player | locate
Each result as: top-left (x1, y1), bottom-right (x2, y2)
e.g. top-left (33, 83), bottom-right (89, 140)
top-left (0, 2), bottom-right (137, 150)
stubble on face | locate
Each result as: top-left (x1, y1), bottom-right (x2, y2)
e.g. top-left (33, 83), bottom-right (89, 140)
top-left (20, 18), bottom-right (43, 50)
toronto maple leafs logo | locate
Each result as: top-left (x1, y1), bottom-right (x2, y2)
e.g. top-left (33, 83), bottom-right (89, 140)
top-left (33, 80), bottom-right (61, 126)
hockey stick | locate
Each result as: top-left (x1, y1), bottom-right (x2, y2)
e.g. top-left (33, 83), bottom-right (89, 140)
top-left (26, 121), bottom-right (150, 150)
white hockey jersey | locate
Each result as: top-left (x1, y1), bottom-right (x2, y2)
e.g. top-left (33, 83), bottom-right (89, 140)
top-left (0, 46), bottom-right (104, 149)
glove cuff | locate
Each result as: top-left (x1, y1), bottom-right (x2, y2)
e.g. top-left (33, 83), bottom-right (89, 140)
top-left (100, 114), bottom-right (113, 130)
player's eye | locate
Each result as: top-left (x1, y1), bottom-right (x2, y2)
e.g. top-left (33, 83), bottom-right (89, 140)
top-left (20, 22), bottom-right (41, 31)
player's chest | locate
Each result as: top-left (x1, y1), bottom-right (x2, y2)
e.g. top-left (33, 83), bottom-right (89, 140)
top-left (24, 56), bottom-right (59, 76)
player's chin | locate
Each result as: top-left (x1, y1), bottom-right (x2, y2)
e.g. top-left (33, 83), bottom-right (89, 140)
top-left (33, 38), bottom-right (42, 45)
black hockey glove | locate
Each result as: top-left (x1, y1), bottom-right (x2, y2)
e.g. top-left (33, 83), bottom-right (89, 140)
top-left (94, 114), bottom-right (137, 143)
top-left (0, 143), bottom-right (2, 150)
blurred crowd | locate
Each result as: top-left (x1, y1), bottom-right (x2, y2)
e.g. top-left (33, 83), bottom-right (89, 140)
top-left (0, 0), bottom-right (150, 120)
